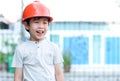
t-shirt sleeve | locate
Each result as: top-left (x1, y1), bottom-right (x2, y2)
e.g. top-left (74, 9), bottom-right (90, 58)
top-left (12, 46), bottom-right (23, 68)
top-left (53, 44), bottom-right (64, 64)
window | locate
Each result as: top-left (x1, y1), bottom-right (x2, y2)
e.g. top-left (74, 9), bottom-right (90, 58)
top-left (93, 35), bottom-right (101, 64)
top-left (105, 37), bottom-right (120, 64)
top-left (50, 34), bottom-right (60, 46)
top-left (0, 22), bottom-right (9, 29)
top-left (63, 36), bottom-right (89, 64)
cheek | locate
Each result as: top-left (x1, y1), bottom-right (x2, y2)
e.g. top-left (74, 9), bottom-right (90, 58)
top-left (29, 27), bottom-right (36, 33)
top-left (45, 27), bottom-right (48, 31)
top-left (45, 25), bottom-right (49, 29)
top-left (29, 25), bottom-right (36, 30)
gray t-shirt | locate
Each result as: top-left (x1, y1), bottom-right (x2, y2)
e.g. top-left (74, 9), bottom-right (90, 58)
top-left (12, 39), bottom-right (63, 81)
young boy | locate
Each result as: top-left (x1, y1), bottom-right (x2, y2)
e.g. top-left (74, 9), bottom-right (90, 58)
top-left (12, 1), bottom-right (64, 81)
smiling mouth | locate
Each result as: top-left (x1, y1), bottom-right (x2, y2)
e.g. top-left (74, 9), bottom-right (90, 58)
top-left (36, 30), bottom-right (44, 34)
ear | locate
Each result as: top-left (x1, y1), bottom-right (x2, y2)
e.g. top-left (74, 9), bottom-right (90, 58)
top-left (22, 21), bottom-right (29, 30)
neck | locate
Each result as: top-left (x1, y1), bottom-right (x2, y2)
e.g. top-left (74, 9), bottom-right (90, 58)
top-left (29, 38), bottom-right (44, 42)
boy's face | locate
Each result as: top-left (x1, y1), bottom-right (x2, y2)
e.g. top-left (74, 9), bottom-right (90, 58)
top-left (25, 17), bottom-right (49, 41)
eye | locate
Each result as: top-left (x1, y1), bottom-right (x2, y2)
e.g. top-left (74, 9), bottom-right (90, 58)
top-left (34, 21), bottom-right (39, 23)
top-left (43, 21), bottom-right (48, 24)
top-left (33, 19), bottom-right (39, 23)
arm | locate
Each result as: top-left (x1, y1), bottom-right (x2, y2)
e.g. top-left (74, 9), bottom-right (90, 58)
top-left (14, 68), bottom-right (23, 81)
top-left (55, 64), bottom-right (64, 81)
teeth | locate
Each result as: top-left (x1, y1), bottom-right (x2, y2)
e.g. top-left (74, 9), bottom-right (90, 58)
top-left (36, 31), bottom-right (40, 33)
top-left (36, 30), bottom-right (44, 33)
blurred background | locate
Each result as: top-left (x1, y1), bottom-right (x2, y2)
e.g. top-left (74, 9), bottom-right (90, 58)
top-left (0, 0), bottom-right (120, 81)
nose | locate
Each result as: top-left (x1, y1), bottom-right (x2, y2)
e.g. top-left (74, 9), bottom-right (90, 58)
top-left (38, 23), bottom-right (44, 28)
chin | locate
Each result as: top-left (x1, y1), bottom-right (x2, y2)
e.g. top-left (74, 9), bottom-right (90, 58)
top-left (37, 38), bottom-right (44, 41)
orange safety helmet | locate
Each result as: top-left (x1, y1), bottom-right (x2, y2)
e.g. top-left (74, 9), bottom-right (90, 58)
top-left (22, 0), bottom-right (53, 22)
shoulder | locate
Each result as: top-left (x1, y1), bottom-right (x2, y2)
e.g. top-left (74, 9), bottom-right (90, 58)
top-left (44, 39), bottom-right (59, 48)
top-left (17, 41), bottom-right (28, 48)
top-left (44, 40), bottom-right (62, 53)
top-left (15, 41), bottom-right (29, 51)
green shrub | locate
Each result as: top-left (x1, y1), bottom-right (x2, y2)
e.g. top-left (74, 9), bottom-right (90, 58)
top-left (63, 51), bottom-right (72, 65)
